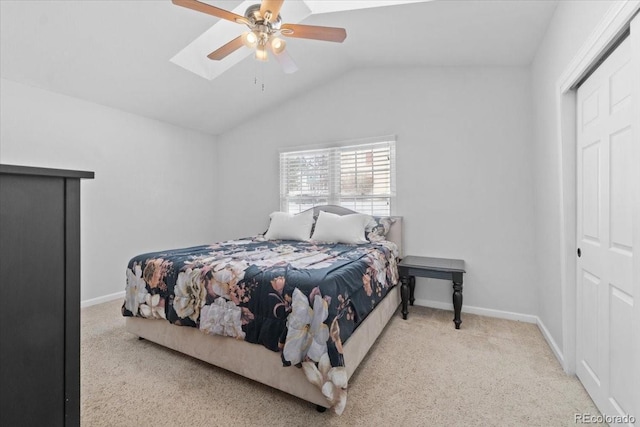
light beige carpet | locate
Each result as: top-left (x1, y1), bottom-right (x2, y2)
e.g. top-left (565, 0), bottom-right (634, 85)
top-left (81, 299), bottom-right (601, 426)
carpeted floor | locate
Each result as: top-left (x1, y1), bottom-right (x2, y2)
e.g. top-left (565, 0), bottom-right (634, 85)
top-left (81, 299), bottom-right (601, 426)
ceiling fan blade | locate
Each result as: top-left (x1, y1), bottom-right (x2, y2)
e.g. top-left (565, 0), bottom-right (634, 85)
top-left (172, 0), bottom-right (246, 24)
top-left (207, 36), bottom-right (245, 60)
top-left (280, 23), bottom-right (347, 43)
top-left (272, 49), bottom-right (298, 74)
top-left (260, 0), bottom-right (284, 23)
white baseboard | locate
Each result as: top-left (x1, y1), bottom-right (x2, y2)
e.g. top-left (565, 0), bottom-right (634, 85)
top-left (413, 299), bottom-right (566, 368)
top-left (413, 298), bottom-right (538, 323)
top-left (81, 291), bottom-right (125, 308)
top-left (535, 316), bottom-right (566, 370)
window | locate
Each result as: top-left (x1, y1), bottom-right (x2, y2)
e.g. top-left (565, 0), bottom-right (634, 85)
top-left (279, 136), bottom-right (396, 215)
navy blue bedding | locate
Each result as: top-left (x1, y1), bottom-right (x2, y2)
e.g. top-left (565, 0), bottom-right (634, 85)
top-left (122, 237), bottom-right (399, 369)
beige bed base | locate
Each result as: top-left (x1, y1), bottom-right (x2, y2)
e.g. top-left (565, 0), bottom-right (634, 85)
top-left (125, 206), bottom-right (403, 409)
top-left (125, 285), bottom-right (399, 408)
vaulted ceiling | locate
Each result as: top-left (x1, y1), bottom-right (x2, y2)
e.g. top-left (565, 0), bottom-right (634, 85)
top-left (0, 0), bottom-right (558, 136)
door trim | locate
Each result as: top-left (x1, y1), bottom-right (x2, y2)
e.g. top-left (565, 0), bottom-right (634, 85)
top-left (556, 0), bottom-right (640, 375)
top-left (630, 13), bottom-right (640, 420)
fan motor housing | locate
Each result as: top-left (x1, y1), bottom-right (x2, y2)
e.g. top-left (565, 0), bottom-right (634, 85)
top-left (245, 3), bottom-right (281, 30)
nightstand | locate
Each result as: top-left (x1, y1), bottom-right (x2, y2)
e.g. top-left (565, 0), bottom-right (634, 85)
top-left (398, 255), bottom-right (466, 329)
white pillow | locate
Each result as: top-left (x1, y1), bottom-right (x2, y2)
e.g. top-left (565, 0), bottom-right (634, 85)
top-left (264, 210), bottom-right (314, 241)
top-left (311, 211), bottom-right (372, 244)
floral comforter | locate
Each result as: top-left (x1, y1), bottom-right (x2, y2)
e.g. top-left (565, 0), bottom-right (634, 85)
top-left (122, 237), bottom-right (399, 413)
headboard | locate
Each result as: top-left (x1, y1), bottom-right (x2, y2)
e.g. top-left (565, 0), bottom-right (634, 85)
top-left (304, 205), bottom-right (403, 258)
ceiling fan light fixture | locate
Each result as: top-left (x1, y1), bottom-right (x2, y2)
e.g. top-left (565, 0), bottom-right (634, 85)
top-left (270, 37), bottom-right (286, 54)
top-left (172, 0), bottom-right (348, 74)
top-left (255, 44), bottom-right (268, 61)
top-left (242, 31), bottom-right (258, 48)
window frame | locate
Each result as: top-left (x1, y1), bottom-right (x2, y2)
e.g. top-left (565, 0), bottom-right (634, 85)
top-left (279, 135), bottom-right (396, 216)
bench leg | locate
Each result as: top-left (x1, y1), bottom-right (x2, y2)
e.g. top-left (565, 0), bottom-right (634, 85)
top-left (400, 276), bottom-right (410, 319)
top-left (409, 276), bottom-right (416, 306)
top-left (452, 272), bottom-right (463, 329)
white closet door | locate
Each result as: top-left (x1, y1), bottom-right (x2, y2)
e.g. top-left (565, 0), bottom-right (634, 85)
top-left (576, 33), bottom-right (636, 425)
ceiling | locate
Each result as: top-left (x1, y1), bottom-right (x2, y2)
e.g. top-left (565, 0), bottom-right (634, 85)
top-left (0, 0), bottom-right (558, 136)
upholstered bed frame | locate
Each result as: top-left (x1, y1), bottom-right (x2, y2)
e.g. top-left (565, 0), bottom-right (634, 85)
top-left (125, 205), bottom-right (403, 411)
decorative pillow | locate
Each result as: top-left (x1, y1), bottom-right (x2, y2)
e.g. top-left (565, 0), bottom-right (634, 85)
top-left (311, 211), bottom-right (371, 244)
top-left (366, 216), bottom-right (397, 242)
top-left (264, 209), bottom-right (314, 241)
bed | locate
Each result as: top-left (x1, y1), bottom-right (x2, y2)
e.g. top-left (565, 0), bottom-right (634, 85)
top-left (123, 205), bottom-right (402, 414)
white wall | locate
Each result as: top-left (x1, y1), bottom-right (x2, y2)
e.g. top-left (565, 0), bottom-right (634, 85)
top-left (216, 66), bottom-right (538, 316)
top-left (0, 78), bottom-right (218, 302)
top-left (531, 1), bottom-right (615, 355)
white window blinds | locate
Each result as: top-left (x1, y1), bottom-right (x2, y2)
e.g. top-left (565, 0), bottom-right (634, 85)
top-left (280, 137), bottom-right (396, 215)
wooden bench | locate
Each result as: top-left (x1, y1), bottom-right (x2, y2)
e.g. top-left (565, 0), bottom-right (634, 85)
top-left (397, 256), bottom-right (466, 329)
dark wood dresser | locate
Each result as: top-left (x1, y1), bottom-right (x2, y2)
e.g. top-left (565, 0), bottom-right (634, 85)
top-left (0, 165), bottom-right (94, 427)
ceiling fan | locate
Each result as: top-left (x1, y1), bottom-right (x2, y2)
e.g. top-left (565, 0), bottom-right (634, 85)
top-left (172, 0), bottom-right (347, 67)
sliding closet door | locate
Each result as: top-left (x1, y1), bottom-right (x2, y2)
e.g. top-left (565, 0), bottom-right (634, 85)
top-left (576, 30), bottom-right (636, 423)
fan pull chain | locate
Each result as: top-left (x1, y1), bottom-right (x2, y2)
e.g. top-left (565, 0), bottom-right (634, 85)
top-left (254, 59), bottom-right (258, 86)
top-left (252, 61), bottom-right (266, 92)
